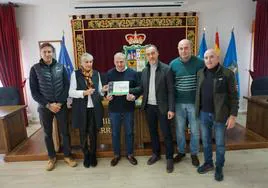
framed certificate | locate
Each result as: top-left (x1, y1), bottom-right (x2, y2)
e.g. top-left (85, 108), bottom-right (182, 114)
top-left (108, 81), bottom-right (129, 95)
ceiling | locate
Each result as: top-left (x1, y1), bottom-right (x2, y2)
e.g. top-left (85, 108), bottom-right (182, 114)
top-left (0, 0), bottom-right (209, 6)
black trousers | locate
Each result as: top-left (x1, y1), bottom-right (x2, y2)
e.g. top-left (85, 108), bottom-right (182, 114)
top-left (145, 104), bottom-right (174, 159)
top-left (79, 108), bottom-right (97, 155)
top-left (38, 104), bottom-right (71, 158)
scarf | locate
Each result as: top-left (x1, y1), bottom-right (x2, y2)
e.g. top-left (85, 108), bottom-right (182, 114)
top-left (81, 67), bottom-right (94, 89)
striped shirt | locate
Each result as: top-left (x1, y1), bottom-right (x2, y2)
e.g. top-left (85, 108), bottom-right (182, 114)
top-left (170, 56), bottom-right (204, 104)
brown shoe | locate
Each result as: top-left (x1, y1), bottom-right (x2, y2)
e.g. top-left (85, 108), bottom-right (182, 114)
top-left (191, 155), bottom-right (200, 167)
top-left (46, 157), bottom-right (56, 171)
top-left (173, 153), bottom-right (185, 163)
top-left (64, 157), bottom-right (77, 167)
top-left (110, 156), bottom-right (121, 166)
top-left (127, 155), bottom-right (138, 165)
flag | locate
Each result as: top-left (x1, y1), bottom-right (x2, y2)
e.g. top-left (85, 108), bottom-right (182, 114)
top-left (198, 32), bottom-right (207, 59)
top-left (214, 31), bottom-right (221, 56)
top-left (223, 31), bottom-right (240, 97)
top-left (58, 35), bottom-right (74, 80)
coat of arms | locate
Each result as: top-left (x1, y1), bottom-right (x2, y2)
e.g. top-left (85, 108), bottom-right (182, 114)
top-left (123, 31), bottom-right (148, 72)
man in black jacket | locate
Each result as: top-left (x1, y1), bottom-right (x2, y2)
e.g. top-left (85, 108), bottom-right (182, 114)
top-left (30, 43), bottom-right (77, 171)
top-left (196, 49), bottom-right (239, 181)
top-left (130, 45), bottom-right (175, 173)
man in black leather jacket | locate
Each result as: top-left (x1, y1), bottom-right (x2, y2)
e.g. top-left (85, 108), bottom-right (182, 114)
top-left (30, 43), bottom-right (77, 171)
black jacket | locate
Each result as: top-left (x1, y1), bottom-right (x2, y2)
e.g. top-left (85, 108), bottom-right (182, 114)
top-left (196, 64), bottom-right (239, 123)
top-left (130, 61), bottom-right (175, 114)
top-left (30, 59), bottom-right (69, 107)
top-left (71, 69), bottom-right (104, 129)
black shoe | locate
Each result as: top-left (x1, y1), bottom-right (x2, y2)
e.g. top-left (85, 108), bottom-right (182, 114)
top-left (147, 154), bottom-right (161, 165)
top-left (191, 155), bottom-right (200, 167)
top-left (173, 153), bottom-right (185, 163)
top-left (215, 166), bottom-right (224, 181)
top-left (90, 153), bottom-right (98, 167)
top-left (197, 163), bottom-right (214, 174)
top-left (166, 159), bottom-right (174, 173)
top-left (83, 153), bottom-right (90, 168)
top-left (127, 155), bottom-right (138, 165)
top-left (110, 156), bottom-right (121, 166)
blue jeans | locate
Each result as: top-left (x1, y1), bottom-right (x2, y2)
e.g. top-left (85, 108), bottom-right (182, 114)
top-left (200, 111), bottom-right (226, 167)
top-left (175, 103), bottom-right (200, 155)
top-left (109, 112), bottom-right (134, 156)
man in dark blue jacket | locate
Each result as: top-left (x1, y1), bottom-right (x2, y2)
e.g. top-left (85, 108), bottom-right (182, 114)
top-left (30, 43), bottom-right (77, 171)
top-left (105, 52), bottom-right (139, 167)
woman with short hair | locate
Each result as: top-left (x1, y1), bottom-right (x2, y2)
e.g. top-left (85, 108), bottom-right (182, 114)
top-left (69, 52), bottom-right (106, 168)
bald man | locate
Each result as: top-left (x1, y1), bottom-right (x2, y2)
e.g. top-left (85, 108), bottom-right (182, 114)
top-left (195, 49), bottom-right (239, 181)
top-left (170, 39), bottom-right (204, 167)
top-left (130, 45), bottom-right (175, 173)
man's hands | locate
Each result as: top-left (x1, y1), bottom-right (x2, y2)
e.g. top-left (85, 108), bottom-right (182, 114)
top-left (101, 85), bottom-right (109, 93)
top-left (167, 111), bottom-right (175, 120)
top-left (126, 94), bottom-right (136, 101)
top-left (226, 115), bottom-right (236, 129)
top-left (47, 103), bottom-right (62, 113)
top-left (106, 95), bottom-right (113, 101)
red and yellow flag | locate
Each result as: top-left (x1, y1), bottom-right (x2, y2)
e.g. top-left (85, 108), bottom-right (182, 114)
top-left (214, 31), bottom-right (221, 56)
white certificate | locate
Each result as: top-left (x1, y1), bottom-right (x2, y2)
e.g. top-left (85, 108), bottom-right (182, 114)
top-left (108, 81), bottom-right (129, 95)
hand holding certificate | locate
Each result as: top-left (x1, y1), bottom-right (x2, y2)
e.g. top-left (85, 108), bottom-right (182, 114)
top-left (108, 81), bottom-right (129, 96)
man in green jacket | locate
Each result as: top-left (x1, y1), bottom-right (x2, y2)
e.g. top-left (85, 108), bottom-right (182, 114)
top-left (196, 49), bottom-right (239, 181)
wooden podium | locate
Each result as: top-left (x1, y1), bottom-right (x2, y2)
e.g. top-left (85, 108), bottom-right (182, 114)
top-left (0, 105), bottom-right (27, 154)
top-left (244, 96), bottom-right (268, 139)
top-left (53, 100), bottom-right (178, 155)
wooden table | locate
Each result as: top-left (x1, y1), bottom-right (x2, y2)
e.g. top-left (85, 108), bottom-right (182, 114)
top-left (53, 100), bottom-right (178, 155)
top-left (0, 105), bottom-right (27, 154)
top-left (244, 96), bottom-right (268, 139)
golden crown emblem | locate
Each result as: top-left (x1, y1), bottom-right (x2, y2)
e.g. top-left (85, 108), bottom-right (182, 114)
top-left (125, 31), bottom-right (146, 45)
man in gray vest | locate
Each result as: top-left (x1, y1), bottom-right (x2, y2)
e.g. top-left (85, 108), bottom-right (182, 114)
top-left (30, 43), bottom-right (77, 171)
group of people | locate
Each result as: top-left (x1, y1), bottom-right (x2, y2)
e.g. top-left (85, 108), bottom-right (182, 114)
top-left (30, 38), bottom-right (238, 182)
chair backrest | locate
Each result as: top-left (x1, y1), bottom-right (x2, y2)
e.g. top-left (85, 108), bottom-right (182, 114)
top-left (0, 87), bottom-right (20, 106)
top-left (251, 76), bottom-right (268, 96)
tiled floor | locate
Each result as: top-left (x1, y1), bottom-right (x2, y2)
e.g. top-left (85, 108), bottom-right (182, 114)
top-left (26, 123), bottom-right (41, 137)
top-left (1, 149), bottom-right (268, 188)
top-left (2, 113), bottom-right (267, 188)
top-left (236, 112), bottom-right (247, 127)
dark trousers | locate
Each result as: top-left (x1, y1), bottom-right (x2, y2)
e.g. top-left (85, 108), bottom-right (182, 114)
top-left (38, 104), bottom-right (71, 158)
top-left (145, 104), bottom-right (174, 159)
top-left (79, 108), bottom-right (97, 155)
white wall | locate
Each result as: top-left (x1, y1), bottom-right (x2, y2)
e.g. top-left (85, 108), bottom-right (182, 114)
top-left (15, 0), bottom-right (256, 121)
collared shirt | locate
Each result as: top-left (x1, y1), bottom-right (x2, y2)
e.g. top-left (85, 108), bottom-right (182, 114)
top-left (148, 63), bottom-right (157, 105)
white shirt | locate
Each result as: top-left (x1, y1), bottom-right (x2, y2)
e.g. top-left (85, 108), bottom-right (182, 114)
top-left (68, 71), bottom-right (103, 108)
top-left (148, 63), bottom-right (157, 105)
